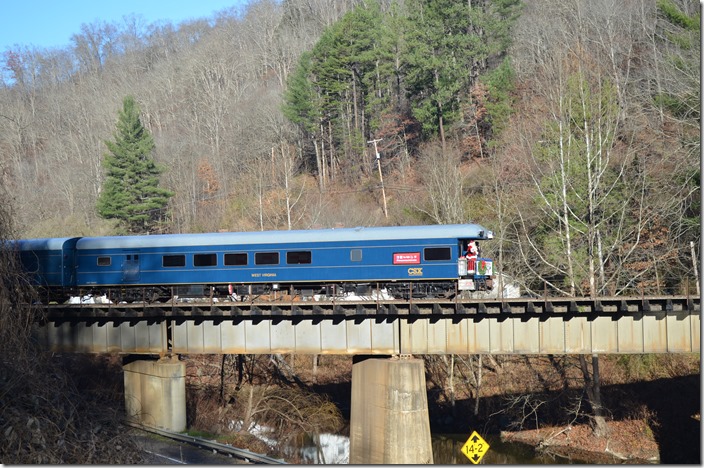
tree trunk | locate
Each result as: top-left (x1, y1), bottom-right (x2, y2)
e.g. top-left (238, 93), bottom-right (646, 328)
top-left (473, 355), bottom-right (482, 416)
top-left (243, 384), bottom-right (255, 432)
top-left (314, 139), bottom-right (324, 190)
top-left (691, 241), bottom-right (700, 294)
top-left (236, 354), bottom-right (244, 390)
top-left (220, 354), bottom-right (227, 405)
top-left (579, 354), bottom-right (608, 437)
top-left (312, 354), bottom-right (319, 383)
top-left (558, 117), bottom-right (576, 296)
top-left (448, 354), bottom-right (456, 417)
top-left (434, 68), bottom-right (446, 153)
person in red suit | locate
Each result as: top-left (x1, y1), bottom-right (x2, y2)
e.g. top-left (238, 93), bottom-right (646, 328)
top-left (465, 241), bottom-right (479, 272)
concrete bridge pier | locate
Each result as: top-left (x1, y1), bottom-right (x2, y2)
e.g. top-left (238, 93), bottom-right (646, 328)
top-left (349, 356), bottom-right (433, 464)
top-left (123, 356), bottom-right (186, 432)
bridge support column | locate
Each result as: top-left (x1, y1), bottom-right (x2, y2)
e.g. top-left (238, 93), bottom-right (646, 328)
top-left (349, 356), bottom-right (433, 464)
top-left (123, 356), bottom-right (186, 432)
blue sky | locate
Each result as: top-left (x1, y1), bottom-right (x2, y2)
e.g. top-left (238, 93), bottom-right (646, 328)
top-left (0, 0), bottom-right (249, 52)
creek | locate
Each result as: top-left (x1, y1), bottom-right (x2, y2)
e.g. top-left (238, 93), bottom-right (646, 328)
top-left (293, 432), bottom-right (584, 464)
top-left (431, 433), bottom-right (583, 464)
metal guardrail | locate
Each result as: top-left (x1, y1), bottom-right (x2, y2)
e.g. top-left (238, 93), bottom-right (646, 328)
top-left (125, 421), bottom-right (286, 464)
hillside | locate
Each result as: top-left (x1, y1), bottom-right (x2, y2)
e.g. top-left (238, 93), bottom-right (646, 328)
top-left (1, 0), bottom-right (698, 298)
top-left (0, 3), bottom-right (699, 462)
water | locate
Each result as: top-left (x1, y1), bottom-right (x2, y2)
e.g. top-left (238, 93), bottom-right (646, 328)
top-left (294, 432), bottom-right (581, 464)
top-left (432, 433), bottom-right (582, 464)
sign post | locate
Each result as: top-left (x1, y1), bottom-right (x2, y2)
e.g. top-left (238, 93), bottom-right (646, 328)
top-left (461, 430), bottom-right (490, 464)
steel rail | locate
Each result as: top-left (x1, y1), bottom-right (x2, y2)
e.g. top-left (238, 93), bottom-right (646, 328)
top-left (39, 294), bottom-right (699, 321)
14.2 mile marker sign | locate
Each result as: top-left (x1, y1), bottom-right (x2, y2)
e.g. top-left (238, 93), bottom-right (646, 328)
top-left (461, 430), bottom-right (490, 464)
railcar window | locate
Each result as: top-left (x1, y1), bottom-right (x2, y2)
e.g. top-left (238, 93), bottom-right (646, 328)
top-left (287, 251), bottom-right (311, 264)
top-left (163, 255), bottom-right (186, 267)
top-left (424, 247), bottom-right (451, 261)
top-left (194, 253), bottom-right (217, 267)
top-left (224, 253), bottom-right (247, 266)
top-left (255, 252), bottom-right (279, 265)
top-left (97, 256), bottom-right (111, 266)
top-left (350, 249), bottom-right (362, 262)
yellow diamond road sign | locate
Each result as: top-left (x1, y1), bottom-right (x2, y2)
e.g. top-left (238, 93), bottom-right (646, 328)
top-left (461, 430), bottom-right (490, 464)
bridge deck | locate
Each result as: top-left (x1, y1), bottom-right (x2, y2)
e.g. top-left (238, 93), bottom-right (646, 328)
top-left (34, 296), bottom-right (700, 355)
top-left (39, 295), bottom-right (699, 318)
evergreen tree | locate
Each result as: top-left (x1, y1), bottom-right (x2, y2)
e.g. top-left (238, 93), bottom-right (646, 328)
top-left (403, 0), bottom-right (520, 145)
top-left (284, 1), bottom-right (392, 178)
top-left (282, 51), bottom-right (319, 136)
top-left (282, 0), bottom-right (521, 167)
top-left (97, 96), bottom-right (173, 233)
top-left (403, 0), bottom-right (474, 144)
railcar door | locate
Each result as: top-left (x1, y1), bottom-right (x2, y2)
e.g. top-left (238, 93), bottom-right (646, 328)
top-left (122, 253), bottom-right (141, 283)
top-left (60, 238), bottom-right (79, 288)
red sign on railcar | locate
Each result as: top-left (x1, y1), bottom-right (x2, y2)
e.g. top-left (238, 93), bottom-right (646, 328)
top-left (393, 252), bottom-right (421, 264)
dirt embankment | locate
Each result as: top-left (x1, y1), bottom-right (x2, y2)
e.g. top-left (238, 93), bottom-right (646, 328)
top-left (498, 374), bottom-right (701, 464)
top-left (502, 420), bottom-right (660, 463)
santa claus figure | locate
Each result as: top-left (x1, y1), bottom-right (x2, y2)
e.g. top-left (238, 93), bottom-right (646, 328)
top-left (465, 241), bottom-right (479, 273)
top-left (466, 241), bottom-right (479, 259)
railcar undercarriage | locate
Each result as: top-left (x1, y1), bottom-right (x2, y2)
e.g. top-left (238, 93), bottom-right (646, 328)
top-left (39, 278), bottom-right (493, 304)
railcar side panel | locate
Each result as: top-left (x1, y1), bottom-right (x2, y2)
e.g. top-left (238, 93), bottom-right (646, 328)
top-left (15, 238), bottom-right (79, 288)
top-left (74, 237), bottom-right (462, 286)
top-left (16, 224), bottom-right (494, 299)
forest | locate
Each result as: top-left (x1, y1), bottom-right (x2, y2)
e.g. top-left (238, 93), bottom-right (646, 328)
top-left (0, 0), bottom-right (700, 296)
top-left (0, 1), bottom-right (700, 463)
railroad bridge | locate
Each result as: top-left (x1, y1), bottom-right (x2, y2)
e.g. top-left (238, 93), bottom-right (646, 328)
top-left (38, 295), bottom-right (700, 355)
top-left (35, 295), bottom-right (700, 464)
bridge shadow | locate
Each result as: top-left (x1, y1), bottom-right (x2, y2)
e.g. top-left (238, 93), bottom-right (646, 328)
top-left (615, 374), bottom-right (700, 464)
top-left (306, 373), bottom-right (700, 464)
top-left (439, 374), bottom-right (700, 464)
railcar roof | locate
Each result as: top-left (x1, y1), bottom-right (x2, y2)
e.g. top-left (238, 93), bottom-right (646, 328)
top-left (14, 237), bottom-right (79, 251)
top-left (75, 224), bottom-right (491, 250)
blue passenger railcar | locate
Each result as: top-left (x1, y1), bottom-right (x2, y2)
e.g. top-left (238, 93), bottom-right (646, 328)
top-left (14, 237), bottom-right (80, 288)
top-left (71, 224), bottom-right (493, 300)
top-left (13, 224), bottom-right (493, 301)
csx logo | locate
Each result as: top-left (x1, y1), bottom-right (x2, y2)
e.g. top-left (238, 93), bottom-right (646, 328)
top-left (408, 267), bottom-right (423, 276)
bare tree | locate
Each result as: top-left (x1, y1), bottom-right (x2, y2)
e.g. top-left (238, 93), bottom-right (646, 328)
top-left (71, 21), bottom-right (119, 74)
top-left (417, 142), bottom-right (466, 224)
top-left (274, 143), bottom-right (307, 230)
top-left (511, 1), bottom-right (673, 297)
top-left (578, 354), bottom-right (608, 437)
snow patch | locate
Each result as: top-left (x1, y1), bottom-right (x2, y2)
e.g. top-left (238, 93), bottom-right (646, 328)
top-left (67, 295), bottom-right (112, 304)
top-left (299, 433), bottom-right (350, 464)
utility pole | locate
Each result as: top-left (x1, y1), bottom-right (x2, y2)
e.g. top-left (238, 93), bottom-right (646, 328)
top-left (367, 138), bottom-right (388, 218)
top-left (691, 241), bottom-right (700, 294)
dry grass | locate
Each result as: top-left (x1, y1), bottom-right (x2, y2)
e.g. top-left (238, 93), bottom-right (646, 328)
top-left (0, 189), bottom-right (144, 464)
top-left (502, 419), bottom-right (660, 463)
top-left (182, 354), bottom-right (346, 461)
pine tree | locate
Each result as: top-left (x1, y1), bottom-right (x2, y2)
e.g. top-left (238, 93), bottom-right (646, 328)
top-left (282, 51), bottom-right (319, 135)
top-left (403, 0), bottom-right (520, 145)
top-left (97, 96), bottom-right (173, 233)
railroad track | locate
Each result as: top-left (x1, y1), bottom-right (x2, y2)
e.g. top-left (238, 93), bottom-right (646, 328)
top-left (125, 421), bottom-right (286, 464)
top-left (42, 295), bottom-right (699, 320)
